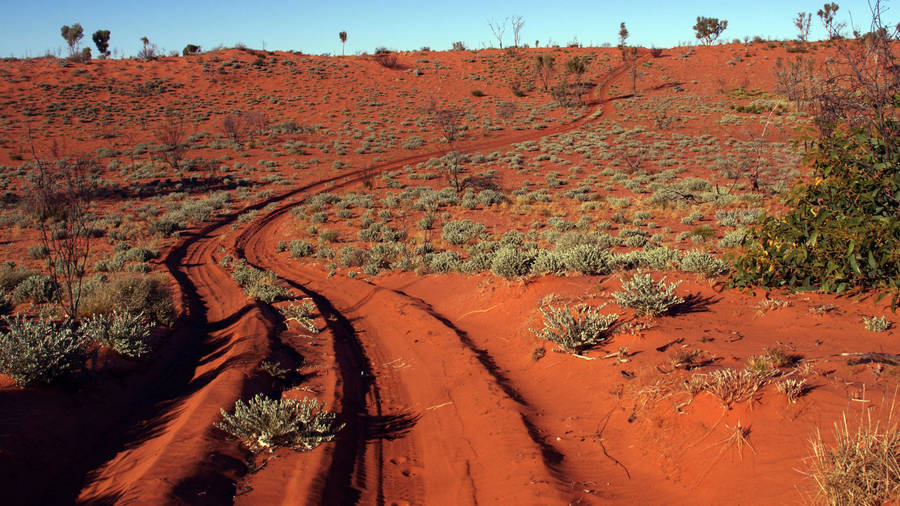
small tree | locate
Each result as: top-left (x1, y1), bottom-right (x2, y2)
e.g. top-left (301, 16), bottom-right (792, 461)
top-left (60, 24), bottom-right (84, 58)
top-left (566, 56), bottom-right (588, 105)
top-left (428, 99), bottom-right (467, 192)
top-left (511, 16), bottom-right (525, 48)
top-left (27, 144), bottom-right (99, 318)
top-left (534, 53), bottom-right (555, 92)
top-left (137, 36), bottom-right (157, 60)
top-left (92, 30), bottom-right (110, 58)
top-left (339, 31), bottom-right (347, 56)
top-left (618, 23), bottom-right (640, 93)
top-left (618, 22), bottom-right (629, 49)
top-left (817, 3), bottom-right (840, 30)
top-left (182, 44), bottom-right (201, 56)
top-left (693, 16), bottom-right (728, 45)
top-left (795, 12), bottom-right (812, 43)
top-left (153, 117), bottom-right (187, 170)
top-left (488, 17), bottom-right (508, 49)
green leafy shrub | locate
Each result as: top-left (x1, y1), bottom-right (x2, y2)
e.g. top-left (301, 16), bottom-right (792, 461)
top-left (613, 273), bottom-right (684, 316)
top-left (79, 310), bottom-right (151, 358)
top-left (530, 304), bottom-right (618, 354)
top-left (731, 128), bottom-right (900, 306)
top-left (0, 314), bottom-right (87, 386)
top-left (217, 394), bottom-right (343, 452)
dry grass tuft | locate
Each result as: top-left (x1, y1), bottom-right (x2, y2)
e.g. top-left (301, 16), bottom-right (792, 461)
top-left (807, 408), bottom-right (900, 506)
top-left (776, 378), bottom-right (808, 403)
top-left (689, 368), bottom-right (769, 407)
top-left (721, 421), bottom-right (755, 461)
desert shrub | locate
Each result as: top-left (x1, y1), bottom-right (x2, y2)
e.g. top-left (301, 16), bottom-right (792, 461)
top-left (232, 262), bottom-right (291, 303)
top-left (368, 243), bottom-right (402, 269)
top-left (339, 246), bottom-right (368, 268)
top-left (612, 273), bottom-right (684, 316)
top-left (217, 394), bottom-right (343, 452)
top-left (79, 310), bottom-right (151, 358)
top-left (0, 314), bottom-right (86, 386)
top-left (11, 274), bottom-right (57, 304)
top-left (441, 219), bottom-right (485, 245)
top-left (640, 247), bottom-right (682, 270)
top-left (808, 412), bottom-right (900, 506)
top-left (718, 229), bottom-right (747, 249)
top-left (427, 251), bottom-right (460, 273)
top-left (530, 304), bottom-right (619, 354)
top-left (561, 244), bottom-right (611, 275)
top-left (80, 275), bottom-right (175, 326)
top-left (715, 208), bottom-right (760, 227)
top-left (373, 47), bottom-right (399, 69)
top-left (279, 300), bottom-right (318, 334)
top-left (863, 316), bottom-right (892, 332)
top-left (491, 247), bottom-right (533, 279)
top-left (477, 189), bottom-right (506, 206)
top-left (0, 262), bottom-right (36, 291)
top-left (27, 244), bottom-right (49, 260)
top-left (0, 291), bottom-right (10, 316)
top-left (288, 240), bottom-right (314, 258)
top-left (680, 250), bottom-right (730, 277)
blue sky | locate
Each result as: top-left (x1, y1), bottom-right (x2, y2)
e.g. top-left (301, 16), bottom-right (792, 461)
top-left (1, 0), bottom-right (896, 57)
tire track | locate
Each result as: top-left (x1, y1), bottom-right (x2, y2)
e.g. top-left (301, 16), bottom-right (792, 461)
top-left (78, 57), bottom-right (636, 504)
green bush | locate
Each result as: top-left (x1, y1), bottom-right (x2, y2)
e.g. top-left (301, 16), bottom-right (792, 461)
top-left (531, 304), bottom-right (619, 354)
top-left (217, 394), bottom-right (343, 452)
top-left (0, 314), bottom-right (87, 386)
top-left (731, 127), bottom-right (900, 305)
top-left (613, 273), bottom-right (684, 316)
top-left (79, 311), bottom-right (151, 358)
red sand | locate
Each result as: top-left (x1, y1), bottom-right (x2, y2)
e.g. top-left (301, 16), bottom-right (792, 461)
top-left (0, 43), bottom-right (897, 504)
